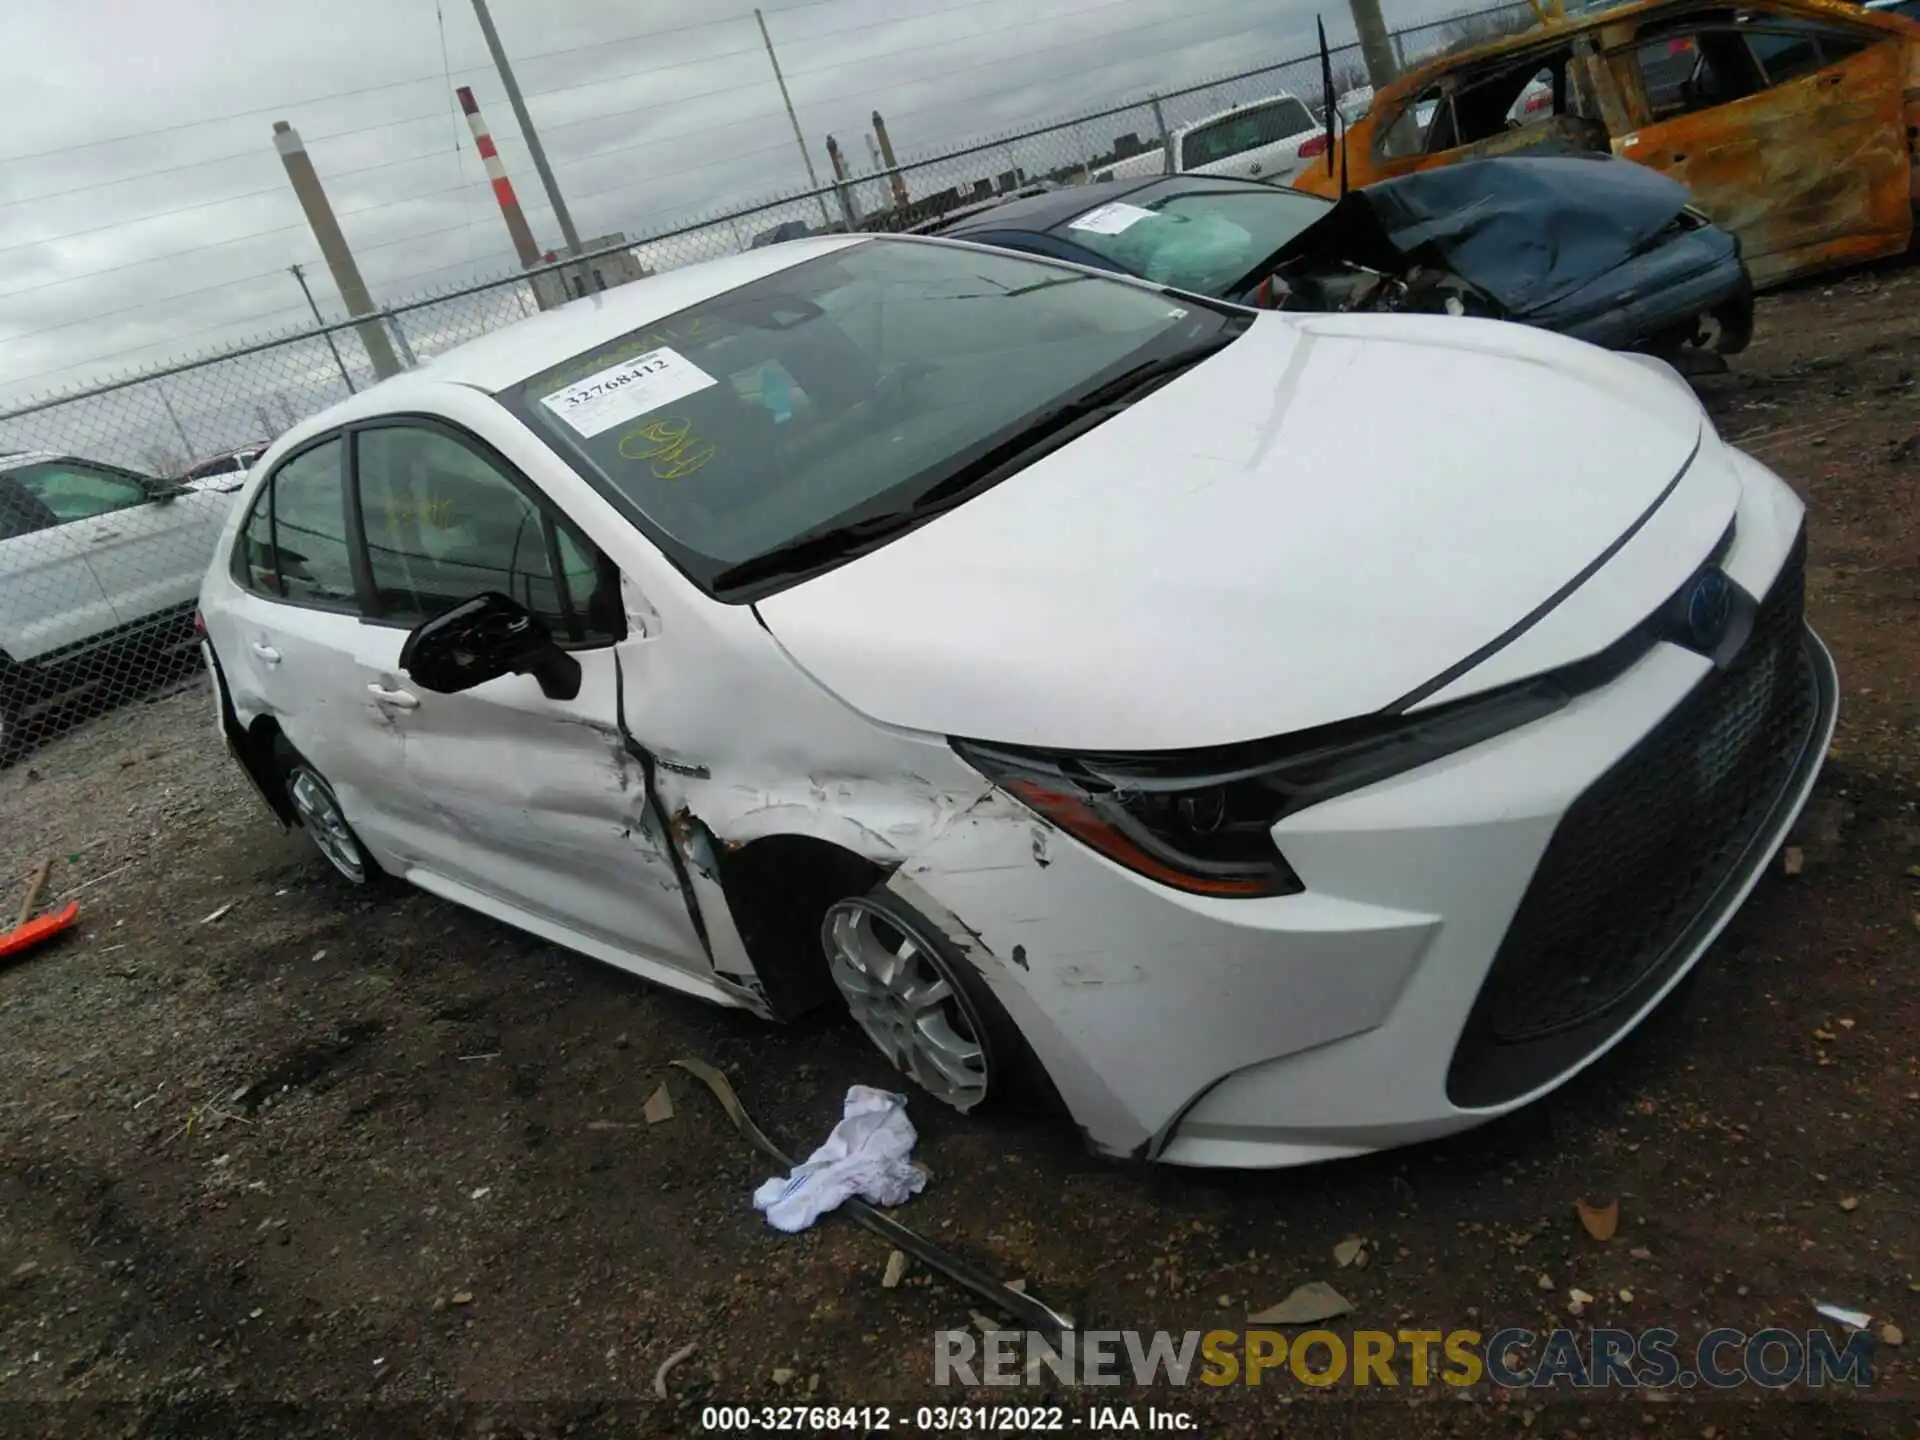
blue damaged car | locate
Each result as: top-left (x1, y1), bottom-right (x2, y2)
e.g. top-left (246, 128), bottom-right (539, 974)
top-left (912, 155), bottom-right (1752, 373)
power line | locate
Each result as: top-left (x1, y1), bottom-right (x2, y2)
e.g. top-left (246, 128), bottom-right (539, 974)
top-left (0, 0), bottom-right (862, 170)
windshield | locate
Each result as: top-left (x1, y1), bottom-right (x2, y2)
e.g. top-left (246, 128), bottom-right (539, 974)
top-left (1060, 186), bottom-right (1332, 296)
top-left (502, 238), bottom-right (1235, 596)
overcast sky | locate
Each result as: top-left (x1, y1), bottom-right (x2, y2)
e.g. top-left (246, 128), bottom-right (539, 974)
top-left (0, 0), bottom-right (1493, 408)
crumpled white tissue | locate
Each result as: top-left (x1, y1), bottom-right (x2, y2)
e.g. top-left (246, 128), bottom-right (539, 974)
top-left (752, 1085), bottom-right (928, 1232)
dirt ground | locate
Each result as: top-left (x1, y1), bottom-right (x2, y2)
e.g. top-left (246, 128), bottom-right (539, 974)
top-left (2, 266), bottom-right (1916, 1440)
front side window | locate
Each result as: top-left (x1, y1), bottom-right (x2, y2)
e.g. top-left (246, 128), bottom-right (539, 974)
top-left (1059, 184), bottom-right (1332, 296)
top-left (354, 425), bottom-right (619, 642)
top-left (502, 238), bottom-right (1237, 596)
top-left (235, 439), bottom-right (354, 605)
top-left (8, 461), bottom-right (148, 523)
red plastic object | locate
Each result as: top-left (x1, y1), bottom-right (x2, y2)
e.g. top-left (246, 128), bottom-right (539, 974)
top-left (0, 901), bottom-right (80, 961)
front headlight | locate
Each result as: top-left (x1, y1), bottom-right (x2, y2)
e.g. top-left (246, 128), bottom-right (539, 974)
top-left (953, 678), bottom-right (1571, 897)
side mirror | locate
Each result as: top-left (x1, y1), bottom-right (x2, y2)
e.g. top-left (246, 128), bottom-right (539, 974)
top-left (399, 592), bottom-right (582, 701)
top-left (150, 482), bottom-right (190, 505)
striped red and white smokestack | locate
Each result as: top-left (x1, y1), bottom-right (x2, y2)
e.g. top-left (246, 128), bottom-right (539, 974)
top-left (457, 85), bottom-right (543, 271)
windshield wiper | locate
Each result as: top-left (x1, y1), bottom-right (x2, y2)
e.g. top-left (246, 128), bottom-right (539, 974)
top-left (710, 328), bottom-right (1246, 595)
top-left (710, 512), bottom-right (923, 593)
top-left (903, 327), bottom-right (1246, 511)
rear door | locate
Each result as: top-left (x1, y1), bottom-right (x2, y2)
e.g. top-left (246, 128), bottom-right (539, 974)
top-left (220, 435), bottom-right (414, 862)
top-left (1615, 12), bottom-right (1912, 284)
top-left (0, 477), bottom-right (116, 663)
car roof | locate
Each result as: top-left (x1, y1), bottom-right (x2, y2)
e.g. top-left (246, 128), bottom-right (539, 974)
top-left (406, 234), bottom-right (863, 394)
top-left (934, 175), bottom-right (1307, 239)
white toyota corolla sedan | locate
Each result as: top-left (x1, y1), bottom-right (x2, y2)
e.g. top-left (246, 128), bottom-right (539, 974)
top-left (198, 234), bottom-right (1837, 1167)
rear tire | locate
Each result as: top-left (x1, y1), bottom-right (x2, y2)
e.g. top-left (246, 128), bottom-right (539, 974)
top-left (819, 887), bottom-right (1038, 1115)
top-left (272, 739), bottom-right (381, 887)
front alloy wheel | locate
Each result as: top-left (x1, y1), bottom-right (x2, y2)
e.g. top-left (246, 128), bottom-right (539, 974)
top-left (821, 895), bottom-right (995, 1113)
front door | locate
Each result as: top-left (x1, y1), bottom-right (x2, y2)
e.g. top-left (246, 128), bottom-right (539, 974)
top-left (1617, 13), bottom-right (1912, 285)
top-left (345, 419), bottom-right (708, 973)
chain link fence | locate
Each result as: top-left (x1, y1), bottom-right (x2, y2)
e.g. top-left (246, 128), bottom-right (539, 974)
top-left (0, 0), bottom-right (1533, 765)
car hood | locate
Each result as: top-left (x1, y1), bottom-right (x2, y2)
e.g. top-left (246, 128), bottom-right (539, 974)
top-left (1262, 156), bottom-right (1701, 316)
top-left (754, 311), bottom-right (1712, 752)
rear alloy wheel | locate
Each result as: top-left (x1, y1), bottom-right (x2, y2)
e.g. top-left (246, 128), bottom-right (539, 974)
top-left (283, 762), bottom-right (374, 886)
top-left (821, 891), bottom-right (1011, 1113)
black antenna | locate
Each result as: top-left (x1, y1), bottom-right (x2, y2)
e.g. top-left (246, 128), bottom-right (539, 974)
top-left (1316, 16), bottom-right (1338, 183)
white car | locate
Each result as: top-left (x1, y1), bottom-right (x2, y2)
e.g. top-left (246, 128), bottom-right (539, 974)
top-left (198, 235), bottom-right (1837, 1168)
top-left (1, 451), bottom-right (246, 759)
top-left (1093, 93), bottom-right (1329, 185)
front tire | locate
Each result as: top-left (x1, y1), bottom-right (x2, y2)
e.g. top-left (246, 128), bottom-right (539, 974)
top-left (820, 888), bottom-right (1029, 1114)
top-left (273, 741), bottom-right (379, 887)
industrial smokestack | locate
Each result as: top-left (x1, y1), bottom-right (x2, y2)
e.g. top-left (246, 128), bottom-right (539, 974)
top-left (872, 110), bottom-right (909, 208)
top-left (272, 120), bottom-right (400, 379)
top-left (824, 135), bottom-right (862, 228)
top-left (457, 85), bottom-right (544, 273)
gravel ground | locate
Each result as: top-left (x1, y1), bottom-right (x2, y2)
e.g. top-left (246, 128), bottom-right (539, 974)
top-left (2, 269), bottom-right (1917, 1440)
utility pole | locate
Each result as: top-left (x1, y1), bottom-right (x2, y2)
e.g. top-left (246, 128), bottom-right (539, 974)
top-left (273, 121), bottom-right (400, 379)
top-left (289, 263), bottom-right (357, 396)
top-left (756, 9), bottom-right (835, 230)
top-left (469, 0), bottom-right (595, 289)
top-left (1348, 0), bottom-right (1401, 91)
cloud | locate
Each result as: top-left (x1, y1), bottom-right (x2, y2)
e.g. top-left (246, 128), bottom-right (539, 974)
top-left (0, 0), bottom-right (1490, 409)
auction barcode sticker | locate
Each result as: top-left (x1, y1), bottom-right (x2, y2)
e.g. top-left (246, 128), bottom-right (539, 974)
top-left (1067, 201), bottom-right (1158, 236)
top-left (540, 347), bottom-right (718, 437)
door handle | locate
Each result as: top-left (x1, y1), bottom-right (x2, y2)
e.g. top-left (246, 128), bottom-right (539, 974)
top-left (1820, 73), bottom-right (1842, 87)
top-left (251, 643), bottom-right (281, 664)
top-left (90, 530), bottom-right (121, 543)
top-left (1249, 163), bottom-right (1263, 175)
top-left (367, 684), bottom-right (419, 710)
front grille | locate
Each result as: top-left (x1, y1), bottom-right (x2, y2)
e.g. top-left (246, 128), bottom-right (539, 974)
top-left (1447, 536), bottom-right (1821, 1108)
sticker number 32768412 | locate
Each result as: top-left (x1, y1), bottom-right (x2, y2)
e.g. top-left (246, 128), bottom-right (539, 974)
top-left (539, 347), bottom-right (718, 438)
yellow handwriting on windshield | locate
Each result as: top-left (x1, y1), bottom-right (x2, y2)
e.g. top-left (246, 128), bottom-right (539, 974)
top-left (619, 416), bottom-right (714, 480)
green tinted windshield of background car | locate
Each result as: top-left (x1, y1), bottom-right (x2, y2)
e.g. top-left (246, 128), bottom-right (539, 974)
top-left (503, 238), bottom-right (1230, 585)
top-left (1063, 188), bottom-right (1332, 296)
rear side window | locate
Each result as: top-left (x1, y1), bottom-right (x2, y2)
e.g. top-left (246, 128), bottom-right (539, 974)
top-left (232, 439), bottom-right (354, 605)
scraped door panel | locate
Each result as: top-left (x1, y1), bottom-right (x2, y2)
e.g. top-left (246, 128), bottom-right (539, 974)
top-left (390, 646), bottom-right (709, 972)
